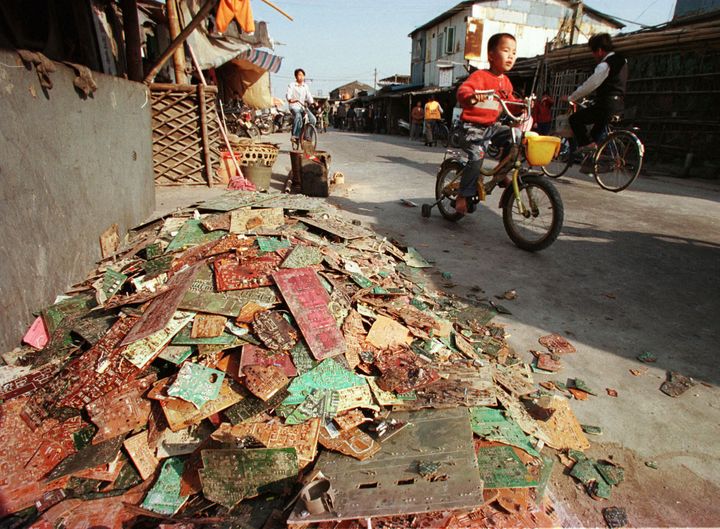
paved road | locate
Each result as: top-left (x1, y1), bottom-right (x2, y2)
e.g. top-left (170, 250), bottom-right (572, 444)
top-left (311, 130), bottom-right (720, 526)
top-left (158, 129), bottom-right (720, 525)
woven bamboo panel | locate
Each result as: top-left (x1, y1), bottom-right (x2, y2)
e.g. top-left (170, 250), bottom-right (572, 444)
top-left (150, 83), bottom-right (222, 186)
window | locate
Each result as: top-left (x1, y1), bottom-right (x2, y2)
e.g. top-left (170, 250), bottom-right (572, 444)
top-left (446, 26), bottom-right (455, 54)
top-left (436, 29), bottom-right (444, 57)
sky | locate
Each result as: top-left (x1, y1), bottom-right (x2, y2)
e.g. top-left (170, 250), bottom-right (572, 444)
top-left (250, 0), bottom-right (678, 99)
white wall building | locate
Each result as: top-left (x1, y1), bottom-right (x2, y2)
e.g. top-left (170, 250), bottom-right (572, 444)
top-left (409, 0), bottom-right (624, 88)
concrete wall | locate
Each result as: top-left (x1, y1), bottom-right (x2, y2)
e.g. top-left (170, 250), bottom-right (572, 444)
top-left (0, 49), bottom-right (155, 353)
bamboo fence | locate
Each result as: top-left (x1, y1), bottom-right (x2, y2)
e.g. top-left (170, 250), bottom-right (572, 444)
top-left (150, 83), bottom-right (222, 186)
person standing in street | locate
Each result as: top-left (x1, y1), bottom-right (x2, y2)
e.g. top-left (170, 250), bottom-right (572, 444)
top-left (424, 95), bottom-right (443, 146)
top-left (286, 68), bottom-right (316, 142)
top-left (532, 92), bottom-right (554, 135)
top-left (410, 101), bottom-right (424, 140)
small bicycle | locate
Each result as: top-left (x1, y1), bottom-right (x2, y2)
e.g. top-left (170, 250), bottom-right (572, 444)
top-left (422, 91), bottom-right (564, 252)
top-left (290, 104), bottom-right (318, 153)
top-left (542, 100), bottom-right (645, 192)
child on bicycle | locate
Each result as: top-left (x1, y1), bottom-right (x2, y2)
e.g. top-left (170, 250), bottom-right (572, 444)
top-left (454, 33), bottom-right (519, 215)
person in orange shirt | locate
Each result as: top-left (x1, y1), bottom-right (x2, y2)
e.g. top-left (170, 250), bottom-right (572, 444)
top-left (454, 33), bottom-right (519, 215)
top-left (423, 96), bottom-right (443, 146)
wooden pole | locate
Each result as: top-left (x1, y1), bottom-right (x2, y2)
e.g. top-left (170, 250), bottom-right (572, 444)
top-left (121, 0), bottom-right (143, 82)
top-left (198, 84), bottom-right (213, 187)
top-left (166, 0), bottom-right (188, 84)
top-left (259, 0), bottom-right (294, 21)
top-left (143, 0), bottom-right (217, 83)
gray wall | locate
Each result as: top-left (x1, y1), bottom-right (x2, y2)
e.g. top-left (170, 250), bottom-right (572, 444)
top-left (0, 49), bottom-right (155, 353)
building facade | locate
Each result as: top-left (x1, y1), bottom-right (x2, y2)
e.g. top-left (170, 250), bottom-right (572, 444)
top-left (409, 0), bottom-right (623, 88)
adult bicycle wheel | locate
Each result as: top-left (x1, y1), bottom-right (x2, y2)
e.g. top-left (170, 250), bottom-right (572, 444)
top-left (593, 131), bottom-right (643, 192)
top-left (435, 123), bottom-right (450, 147)
top-left (541, 137), bottom-right (572, 178)
top-left (300, 123), bottom-right (318, 154)
top-left (435, 161), bottom-right (465, 222)
top-left (502, 174), bottom-right (563, 252)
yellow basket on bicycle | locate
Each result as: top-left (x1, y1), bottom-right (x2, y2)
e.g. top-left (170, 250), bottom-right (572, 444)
top-left (524, 134), bottom-right (561, 166)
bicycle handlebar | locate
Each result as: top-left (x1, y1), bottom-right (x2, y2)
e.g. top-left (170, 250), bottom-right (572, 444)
top-left (474, 90), bottom-right (534, 123)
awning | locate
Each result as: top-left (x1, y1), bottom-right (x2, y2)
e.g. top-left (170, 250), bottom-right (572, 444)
top-left (236, 49), bottom-right (283, 73)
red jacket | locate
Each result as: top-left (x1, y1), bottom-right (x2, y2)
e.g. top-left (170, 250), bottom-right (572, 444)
top-left (457, 69), bottom-right (516, 126)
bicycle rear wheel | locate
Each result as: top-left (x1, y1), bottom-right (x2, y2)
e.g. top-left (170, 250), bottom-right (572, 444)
top-left (593, 131), bottom-right (643, 192)
top-left (436, 123), bottom-right (450, 147)
top-left (300, 123), bottom-right (318, 154)
top-left (502, 174), bottom-right (563, 252)
top-left (435, 161), bottom-right (465, 222)
top-left (541, 137), bottom-right (572, 178)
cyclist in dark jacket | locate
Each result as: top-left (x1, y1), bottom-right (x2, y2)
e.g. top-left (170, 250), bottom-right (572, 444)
top-left (565, 33), bottom-right (628, 151)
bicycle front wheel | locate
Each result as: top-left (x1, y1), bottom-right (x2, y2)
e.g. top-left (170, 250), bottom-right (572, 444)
top-left (301, 123), bottom-right (318, 154)
top-left (436, 124), bottom-right (450, 147)
top-left (541, 137), bottom-right (572, 178)
top-left (502, 174), bottom-right (563, 252)
top-left (593, 131), bottom-right (643, 192)
top-left (435, 161), bottom-right (465, 222)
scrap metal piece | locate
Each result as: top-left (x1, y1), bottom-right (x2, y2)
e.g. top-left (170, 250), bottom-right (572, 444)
top-left (243, 364), bottom-right (289, 401)
top-left (211, 418), bottom-right (320, 468)
top-left (123, 431), bottom-right (160, 480)
top-left (155, 422), bottom-right (214, 458)
top-left (294, 215), bottom-right (372, 240)
top-left (214, 252), bottom-right (283, 291)
top-left (223, 386), bottom-right (289, 425)
top-left (199, 448), bottom-right (299, 509)
top-left (374, 347), bottom-right (440, 394)
top-left (201, 212), bottom-right (232, 232)
top-left (253, 311), bottom-right (298, 351)
top-left (241, 344), bottom-right (297, 377)
top-left (23, 316), bottom-right (49, 349)
top-left (260, 193), bottom-right (328, 212)
top-left (289, 340), bottom-right (319, 375)
top-left (121, 311), bottom-right (196, 369)
top-left (165, 219), bottom-right (226, 253)
top-left (496, 391), bottom-right (553, 446)
top-left (143, 255), bottom-right (174, 277)
top-left (366, 315), bottom-right (411, 348)
top-left (197, 191), bottom-right (274, 212)
top-left (538, 334), bottom-right (576, 354)
top-left (230, 207), bottom-right (285, 233)
top-left (536, 395), bottom-right (591, 451)
top-left (288, 408), bottom-right (484, 524)
top-left (158, 377), bottom-right (247, 432)
top-left (171, 322), bottom-right (238, 345)
top-left (46, 435), bottom-right (125, 481)
top-left (257, 236), bottom-right (291, 252)
top-left (0, 364), bottom-right (58, 401)
top-left (281, 244), bottom-right (324, 268)
top-left (86, 375), bottom-right (156, 443)
top-left (0, 399), bottom-right (81, 516)
top-left (469, 407), bottom-right (540, 458)
top-left (191, 314), bottom-right (227, 338)
top-left (72, 312), bottom-right (118, 345)
top-left (334, 409), bottom-right (367, 431)
top-left (493, 364), bottom-right (536, 397)
top-left (282, 358), bottom-right (367, 408)
top-left (157, 345), bottom-right (193, 365)
top-left (283, 389), bottom-right (340, 425)
top-left (273, 268), bottom-right (347, 360)
top-left (100, 223), bottom-right (120, 258)
top-left (534, 352), bottom-right (562, 372)
top-left (393, 364), bottom-right (496, 409)
top-left (603, 506), bottom-right (629, 528)
top-left (317, 422), bottom-right (380, 461)
top-left (121, 265), bottom-right (200, 345)
top-left (660, 371), bottom-right (696, 397)
top-left (404, 247), bottom-right (432, 268)
top-left (22, 316), bottom-right (141, 429)
top-left (141, 457), bottom-right (189, 515)
top-left (96, 268), bottom-right (128, 305)
top-left (167, 363), bottom-right (225, 409)
top-left (475, 442), bottom-right (539, 488)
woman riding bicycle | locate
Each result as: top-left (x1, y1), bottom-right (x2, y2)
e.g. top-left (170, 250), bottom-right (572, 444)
top-left (286, 68), bottom-right (316, 143)
top-left (563, 33), bottom-right (628, 154)
top-left (454, 32), bottom-right (520, 215)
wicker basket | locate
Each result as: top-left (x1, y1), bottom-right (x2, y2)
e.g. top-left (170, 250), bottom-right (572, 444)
top-left (224, 142), bottom-right (279, 167)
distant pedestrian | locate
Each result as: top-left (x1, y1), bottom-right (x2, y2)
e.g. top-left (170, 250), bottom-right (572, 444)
top-left (410, 101), bottom-right (424, 140)
top-left (532, 92), bottom-right (554, 135)
top-left (424, 95), bottom-right (443, 146)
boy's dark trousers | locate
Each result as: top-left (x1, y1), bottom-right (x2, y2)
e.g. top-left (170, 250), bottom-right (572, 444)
top-left (568, 97), bottom-right (623, 147)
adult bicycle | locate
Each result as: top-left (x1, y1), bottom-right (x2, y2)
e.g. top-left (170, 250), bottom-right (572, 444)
top-left (290, 104), bottom-right (318, 153)
top-left (542, 100), bottom-right (644, 192)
